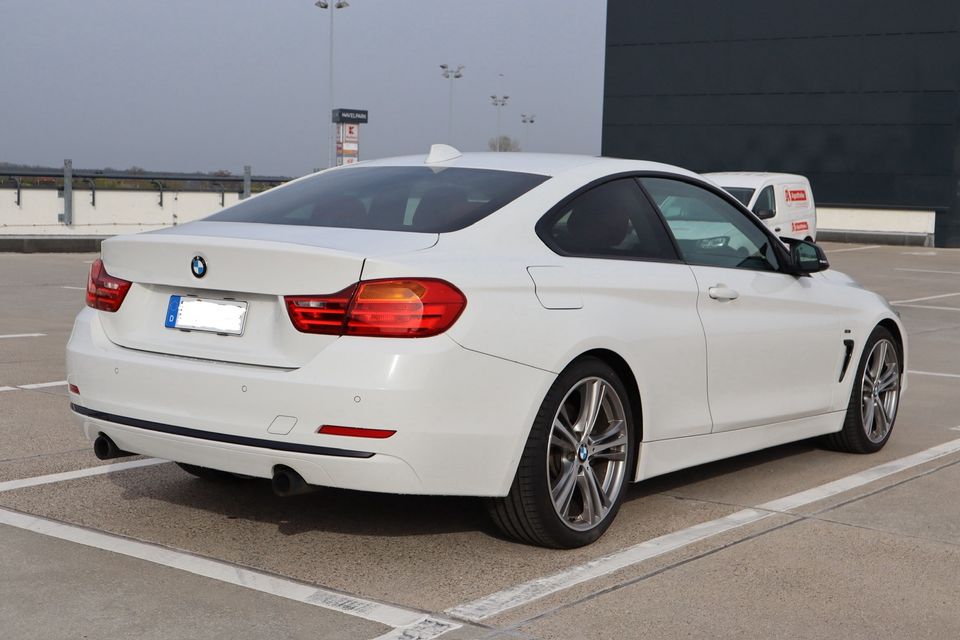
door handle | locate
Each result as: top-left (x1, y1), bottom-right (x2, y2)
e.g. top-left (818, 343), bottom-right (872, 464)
top-left (708, 285), bottom-right (740, 301)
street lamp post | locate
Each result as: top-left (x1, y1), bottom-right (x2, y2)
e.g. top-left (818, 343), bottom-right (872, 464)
top-left (490, 95), bottom-right (510, 151)
top-left (439, 64), bottom-right (464, 144)
top-left (521, 113), bottom-right (536, 151)
top-left (315, 0), bottom-right (349, 169)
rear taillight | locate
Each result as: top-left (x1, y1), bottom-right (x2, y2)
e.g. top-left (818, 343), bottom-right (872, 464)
top-left (285, 278), bottom-right (466, 338)
top-left (86, 259), bottom-right (132, 312)
top-left (285, 285), bottom-right (356, 335)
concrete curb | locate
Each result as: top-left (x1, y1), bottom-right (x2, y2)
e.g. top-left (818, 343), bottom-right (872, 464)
top-left (816, 230), bottom-right (933, 247)
top-left (0, 231), bottom-right (936, 252)
top-left (0, 236), bottom-right (106, 253)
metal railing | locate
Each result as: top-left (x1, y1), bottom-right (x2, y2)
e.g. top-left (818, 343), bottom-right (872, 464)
top-left (0, 160), bottom-right (291, 224)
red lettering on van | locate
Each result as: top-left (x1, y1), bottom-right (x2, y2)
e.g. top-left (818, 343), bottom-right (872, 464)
top-left (785, 189), bottom-right (807, 203)
top-left (792, 221), bottom-right (809, 232)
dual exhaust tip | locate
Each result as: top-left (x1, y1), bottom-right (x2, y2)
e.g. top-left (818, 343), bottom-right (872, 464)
top-left (93, 433), bottom-right (135, 461)
top-left (271, 465), bottom-right (320, 497)
top-left (92, 435), bottom-right (318, 497)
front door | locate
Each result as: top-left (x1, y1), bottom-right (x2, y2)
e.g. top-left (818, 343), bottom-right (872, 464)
top-left (641, 177), bottom-right (844, 432)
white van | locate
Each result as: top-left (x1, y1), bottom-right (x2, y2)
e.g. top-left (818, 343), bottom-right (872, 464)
top-left (705, 172), bottom-right (817, 241)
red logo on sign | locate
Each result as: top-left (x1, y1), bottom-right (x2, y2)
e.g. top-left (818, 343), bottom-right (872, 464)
top-left (785, 189), bottom-right (807, 203)
top-left (792, 221), bottom-right (809, 232)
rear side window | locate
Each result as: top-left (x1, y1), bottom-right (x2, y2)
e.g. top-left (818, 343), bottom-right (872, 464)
top-left (206, 167), bottom-right (548, 233)
top-left (539, 179), bottom-right (678, 261)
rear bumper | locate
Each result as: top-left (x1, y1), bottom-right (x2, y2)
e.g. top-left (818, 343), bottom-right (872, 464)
top-left (67, 308), bottom-right (555, 496)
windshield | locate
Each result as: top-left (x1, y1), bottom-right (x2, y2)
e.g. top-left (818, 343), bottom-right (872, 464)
top-left (721, 187), bottom-right (755, 207)
top-left (205, 166), bottom-right (549, 233)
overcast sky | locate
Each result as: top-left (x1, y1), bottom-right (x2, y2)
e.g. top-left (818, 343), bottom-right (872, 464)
top-left (1, 0), bottom-right (607, 177)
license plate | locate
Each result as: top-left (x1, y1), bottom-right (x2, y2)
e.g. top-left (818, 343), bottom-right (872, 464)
top-left (164, 296), bottom-right (248, 335)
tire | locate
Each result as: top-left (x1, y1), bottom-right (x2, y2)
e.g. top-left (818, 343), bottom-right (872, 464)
top-left (487, 357), bottom-right (636, 548)
top-left (176, 462), bottom-right (249, 483)
top-left (822, 326), bottom-right (902, 454)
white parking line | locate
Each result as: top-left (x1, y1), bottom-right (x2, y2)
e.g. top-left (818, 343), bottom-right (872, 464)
top-left (910, 370), bottom-right (960, 379)
top-left (895, 304), bottom-right (960, 312)
top-left (890, 292), bottom-right (960, 304)
top-left (0, 333), bottom-right (46, 340)
top-left (0, 460), bottom-right (461, 638)
top-left (826, 245), bottom-right (880, 253)
top-left (18, 380), bottom-right (67, 390)
top-left (0, 380), bottom-right (69, 393)
top-left (0, 508), bottom-right (459, 636)
top-left (61, 286), bottom-right (86, 291)
top-left (895, 268), bottom-right (960, 276)
top-left (0, 459), bottom-right (168, 493)
top-left (447, 437), bottom-right (960, 622)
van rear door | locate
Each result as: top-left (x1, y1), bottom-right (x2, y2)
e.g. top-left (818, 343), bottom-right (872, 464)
top-left (779, 181), bottom-right (815, 240)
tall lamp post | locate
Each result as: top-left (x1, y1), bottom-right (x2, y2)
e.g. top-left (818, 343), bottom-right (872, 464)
top-left (315, 0), bottom-right (349, 169)
top-left (490, 94), bottom-right (510, 151)
top-left (521, 113), bottom-right (536, 151)
top-left (439, 64), bottom-right (465, 144)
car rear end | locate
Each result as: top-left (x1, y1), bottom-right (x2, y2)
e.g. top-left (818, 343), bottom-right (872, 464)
top-left (67, 162), bottom-right (557, 497)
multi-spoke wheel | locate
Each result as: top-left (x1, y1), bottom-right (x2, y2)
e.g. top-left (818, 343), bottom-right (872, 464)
top-left (487, 357), bottom-right (635, 548)
top-left (824, 326), bottom-right (901, 454)
top-left (548, 377), bottom-right (629, 531)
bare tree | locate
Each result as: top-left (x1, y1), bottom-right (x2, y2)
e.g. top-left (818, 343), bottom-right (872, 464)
top-left (488, 136), bottom-right (522, 152)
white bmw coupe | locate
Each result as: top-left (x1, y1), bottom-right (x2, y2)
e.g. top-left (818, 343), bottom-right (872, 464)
top-left (68, 146), bottom-right (905, 548)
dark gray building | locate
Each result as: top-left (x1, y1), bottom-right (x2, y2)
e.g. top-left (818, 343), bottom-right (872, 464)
top-left (602, 1), bottom-right (960, 246)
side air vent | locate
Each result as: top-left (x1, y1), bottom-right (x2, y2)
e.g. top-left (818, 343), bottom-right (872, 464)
top-left (839, 339), bottom-right (855, 382)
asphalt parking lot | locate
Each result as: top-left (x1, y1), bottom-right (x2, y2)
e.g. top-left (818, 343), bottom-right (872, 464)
top-left (2, 243), bottom-right (960, 639)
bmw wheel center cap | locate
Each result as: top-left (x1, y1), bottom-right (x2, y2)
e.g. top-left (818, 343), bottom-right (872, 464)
top-left (578, 444), bottom-right (588, 463)
top-left (191, 255), bottom-right (207, 278)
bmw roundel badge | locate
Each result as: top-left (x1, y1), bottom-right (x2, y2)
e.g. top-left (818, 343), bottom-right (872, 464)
top-left (191, 255), bottom-right (207, 279)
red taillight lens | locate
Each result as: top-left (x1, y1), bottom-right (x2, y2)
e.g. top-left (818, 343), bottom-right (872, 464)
top-left (85, 259), bottom-right (132, 312)
top-left (285, 285), bottom-right (356, 335)
top-left (285, 278), bottom-right (466, 338)
top-left (347, 279), bottom-right (466, 337)
top-left (317, 425), bottom-right (396, 439)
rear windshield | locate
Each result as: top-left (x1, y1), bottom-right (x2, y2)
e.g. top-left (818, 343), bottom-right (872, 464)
top-left (205, 166), bottom-right (549, 233)
top-left (722, 187), bottom-right (755, 207)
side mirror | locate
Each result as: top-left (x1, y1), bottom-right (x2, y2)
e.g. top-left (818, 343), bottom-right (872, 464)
top-left (754, 208), bottom-right (776, 220)
top-left (784, 238), bottom-right (829, 274)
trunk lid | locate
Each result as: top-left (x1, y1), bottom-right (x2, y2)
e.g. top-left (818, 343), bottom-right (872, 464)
top-left (98, 222), bottom-right (437, 368)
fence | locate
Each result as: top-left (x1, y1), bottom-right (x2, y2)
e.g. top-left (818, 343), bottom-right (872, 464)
top-left (0, 161), bottom-right (290, 237)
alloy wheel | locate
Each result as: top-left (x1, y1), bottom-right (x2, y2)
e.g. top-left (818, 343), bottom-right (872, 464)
top-left (547, 377), bottom-right (629, 531)
top-left (860, 338), bottom-right (900, 444)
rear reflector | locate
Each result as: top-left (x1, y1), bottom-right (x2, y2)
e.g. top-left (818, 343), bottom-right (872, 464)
top-left (68, 384), bottom-right (80, 394)
top-left (286, 278), bottom-right (466, 338)
top-left (317, 425), bottom-right (397, 439)
top-left (86, 259), bottom-right (132, 312)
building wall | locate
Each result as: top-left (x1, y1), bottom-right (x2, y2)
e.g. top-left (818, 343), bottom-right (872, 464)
top-left (602, 0), bottom-right (960, 246)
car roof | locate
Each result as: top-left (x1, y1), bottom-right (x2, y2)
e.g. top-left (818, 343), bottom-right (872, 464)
top-left (349, 150), bottom-right (703, 181)
top-left (704, 172), bottom-right (808, 189)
